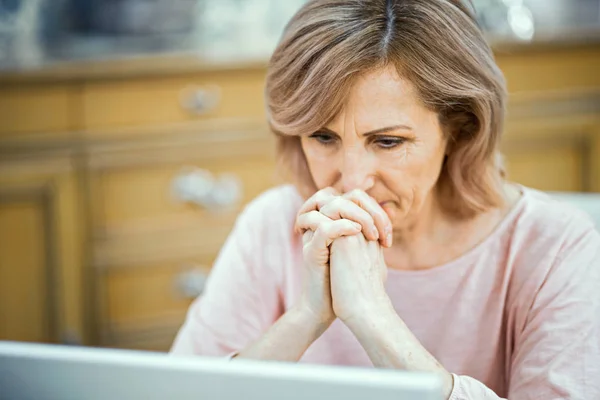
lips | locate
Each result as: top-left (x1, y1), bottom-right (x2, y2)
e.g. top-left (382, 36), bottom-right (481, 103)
top-left (377, 199), bottom-right (397, 210)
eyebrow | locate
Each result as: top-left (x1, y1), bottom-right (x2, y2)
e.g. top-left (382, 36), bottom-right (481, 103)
top-left (320, 124), bottom-right (413, 137)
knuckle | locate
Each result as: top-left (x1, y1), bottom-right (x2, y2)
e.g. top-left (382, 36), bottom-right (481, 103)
top-left (321, 222), bottom-right (341, 238)
top-left (312, 211), bottom-right (330, 224)
top-left (318, 222), bottom-right (335, 237)
top-left (332, 234), bottom-right (354, 248)
top-left (347, 189), bottom-right (364, 198)
top-left (299, 210), bottom-right (316, 221)
top-left (315, 188), bottom-right (335, 200)
top-left (318, 202), bottom-right (332, 214)
top-left (306, 210), bottom-right (321, 218)
top-left (295, 215), bottom-right (308, 229)
top-left (312, 192), bottom-right (326, 203)
top-left (329, 196), bottom-right (346, 209)
top-left (319, 198), bottom-right (342, 215)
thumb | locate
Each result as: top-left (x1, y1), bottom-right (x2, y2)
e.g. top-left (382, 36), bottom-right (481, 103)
top-left (379, 247), bottom-right (388, 282)
top-left (302, 230), bottom-right (314, 246)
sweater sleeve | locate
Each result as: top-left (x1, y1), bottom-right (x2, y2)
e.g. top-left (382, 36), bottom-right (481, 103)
top-left (449, 225), bottom-right (600, 400)
top-left (169, 191), bottom-right (288, 357)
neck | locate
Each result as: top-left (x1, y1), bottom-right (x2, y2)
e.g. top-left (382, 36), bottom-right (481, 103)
top-left (384, 185), bottom-right (513, 271)
top-left (392, 189), bottom-right (452, 248)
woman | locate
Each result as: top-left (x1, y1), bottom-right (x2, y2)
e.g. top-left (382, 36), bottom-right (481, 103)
top-left (171, 0), bottom-right (600, 398)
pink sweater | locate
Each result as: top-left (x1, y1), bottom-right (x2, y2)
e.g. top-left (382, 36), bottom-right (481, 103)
top-left (171, 185), bottom-right (600, 399)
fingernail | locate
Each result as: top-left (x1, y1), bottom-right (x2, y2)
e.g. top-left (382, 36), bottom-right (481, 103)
top-left (371, 227), bottom-right (379, 239)
top-left (387, 234), bottom-right (393, 247)
top-left (353, 222), bottom-right (362, 230)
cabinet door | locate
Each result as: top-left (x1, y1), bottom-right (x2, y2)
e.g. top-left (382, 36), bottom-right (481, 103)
top-left (0, 155), bottom-right (85, 344)
top-left (0, 195), bottom-right (53, 342)
top-left (502, 135), bottom-right (587, 192)
top-left (0, 83), bottom-right (75, 139)
top-left (86, 122), bottom-right (278, 350)
top-left (502, 90), bottom-right (600, 193)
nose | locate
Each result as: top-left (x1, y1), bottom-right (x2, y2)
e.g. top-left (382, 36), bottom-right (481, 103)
top-left (340, 149), bottom-right (375, 193)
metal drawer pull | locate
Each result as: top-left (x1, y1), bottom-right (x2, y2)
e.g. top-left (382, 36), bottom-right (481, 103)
top-left (174, 268), bottom-right (207, 299)
top-left (172, 167), bottom-right (242, 210)
top-left (179, 84), bottom-right (221, 115)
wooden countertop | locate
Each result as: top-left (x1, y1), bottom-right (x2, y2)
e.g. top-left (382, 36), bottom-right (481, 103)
top-left (1, 27), bottom-right (599, 84)
top-left (0, 51), bottom-right (270, 84)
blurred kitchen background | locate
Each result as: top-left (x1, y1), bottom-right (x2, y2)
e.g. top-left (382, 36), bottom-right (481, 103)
top-left (0, 0), bottom-right (599, 352)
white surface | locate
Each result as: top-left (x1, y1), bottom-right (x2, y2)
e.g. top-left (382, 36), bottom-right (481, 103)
top-left (0, 341), bottom-right (442, 400)
top-left (550, 192), bottom-right (600, 228)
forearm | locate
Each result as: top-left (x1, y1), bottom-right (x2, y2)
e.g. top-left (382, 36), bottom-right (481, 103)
top-left (344, 302), bottom-right (454, 399)
top-left (236, 305), bottom-right (332, 362)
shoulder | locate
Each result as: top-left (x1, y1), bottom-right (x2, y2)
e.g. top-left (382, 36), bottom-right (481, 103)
top-left (218, 185), bottom-right (304, 278)
top-left (236, 184), bottom-right (304, 230)
top-left (514, 187), bottom-right (599, 251)
top-left (506, 186), bottom-right (600, 304)
top-left (230, 184), bottom-right (304, 255)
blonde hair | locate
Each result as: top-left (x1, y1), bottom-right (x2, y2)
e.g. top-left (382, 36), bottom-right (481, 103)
top-left (266, 0), bottom-right (507, 218)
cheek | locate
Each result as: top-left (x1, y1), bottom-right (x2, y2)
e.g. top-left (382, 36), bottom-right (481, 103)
top-left (399, 141), bottom-right (445, 177)
top-left (381, 144), bottom-right (444, 196)
top-left (381, 146), bottom-right (426, 181)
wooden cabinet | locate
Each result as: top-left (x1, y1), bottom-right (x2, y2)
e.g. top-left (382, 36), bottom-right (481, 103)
top-left (497, 47), bottom-right (600, 193)
top-left (0, 43), bottom-right (598, 352)
top-left (501, 90), bottom-right (600, 192)
top-left (87, 123), bottom-right (277, 350)
top-left (0, 61), bottom-right (276, 350)
top-left (0, 153), bottom-right (84, 344)
top-left (0, 196), bottom-right (53, 343)
top-left (82, 70), bottom-right (266, 131)
top-left (0, 83), bottom-right (76, 139)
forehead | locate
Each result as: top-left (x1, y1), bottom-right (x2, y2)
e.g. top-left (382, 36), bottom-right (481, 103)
top-left (327, 66), bottom-right (425, 130)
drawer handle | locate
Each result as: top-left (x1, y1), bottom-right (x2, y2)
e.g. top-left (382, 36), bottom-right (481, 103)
top-left (172, 167), bottom-right (242, 210)
top-left (174, 268), bottom-right (207, 299)
top-left (179, 84), bottom-right (221, 115)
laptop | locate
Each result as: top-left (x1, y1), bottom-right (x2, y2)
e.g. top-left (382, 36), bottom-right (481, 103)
top-left (0, 341), bottom-right (442, 400)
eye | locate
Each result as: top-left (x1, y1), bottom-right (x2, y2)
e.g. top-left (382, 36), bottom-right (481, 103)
top-left (373, 136), bottom-right (406, 149)
top-left (309, 132), bottom-right (337, 146)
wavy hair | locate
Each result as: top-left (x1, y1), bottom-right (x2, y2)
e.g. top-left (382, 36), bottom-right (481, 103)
top-left (266, 0), bottom-right (507, 218)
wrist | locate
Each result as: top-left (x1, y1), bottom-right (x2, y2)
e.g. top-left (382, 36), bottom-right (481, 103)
top-left (342, 295), bottom-right (396, 335)
top-left (293, 301), bottom-right (335, 337)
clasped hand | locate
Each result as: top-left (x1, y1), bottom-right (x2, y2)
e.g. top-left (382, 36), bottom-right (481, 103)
top-left (295, 187), bottom-right (393, 325)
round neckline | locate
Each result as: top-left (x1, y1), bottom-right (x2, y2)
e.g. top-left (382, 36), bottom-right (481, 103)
top-left (386, 185), bottom-right (528, 277)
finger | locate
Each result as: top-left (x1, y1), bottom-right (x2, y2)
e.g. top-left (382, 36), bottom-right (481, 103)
top-left (302, 230), bottom-right (314, 246)
top-left (379, 247), bottom-right (388, 282)
top-left (297, 187), bottom-right (340, 215)
top-left (311, 219), bottom-right (362, 249)
top-left (343, 189), bottom-right (393, 247)
top-left (319, 197), bottom-right (379, 241)
top-left (295, 210), bottom-right (332, 234)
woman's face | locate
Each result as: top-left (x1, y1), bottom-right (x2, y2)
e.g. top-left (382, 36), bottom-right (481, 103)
top-left (300, 66), bottom-right (448, 229)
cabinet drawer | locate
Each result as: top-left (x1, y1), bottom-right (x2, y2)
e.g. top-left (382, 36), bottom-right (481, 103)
top-left (91, 151), bottom-right (276, 229)
top-left (497, 47), bottom-right (600, 94)
top-left (0, 84), bottom-right (73, 137)
top-left (88, 125), bottom-right (277, 261)
top-left (504, 146), bottom-right (584, 192)
top-left (95, 212), bottom-right (238, 349)
top-left (104, 258), bottom-right (212, 327)
top-left (82, 70), bottom-right (266, 131)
